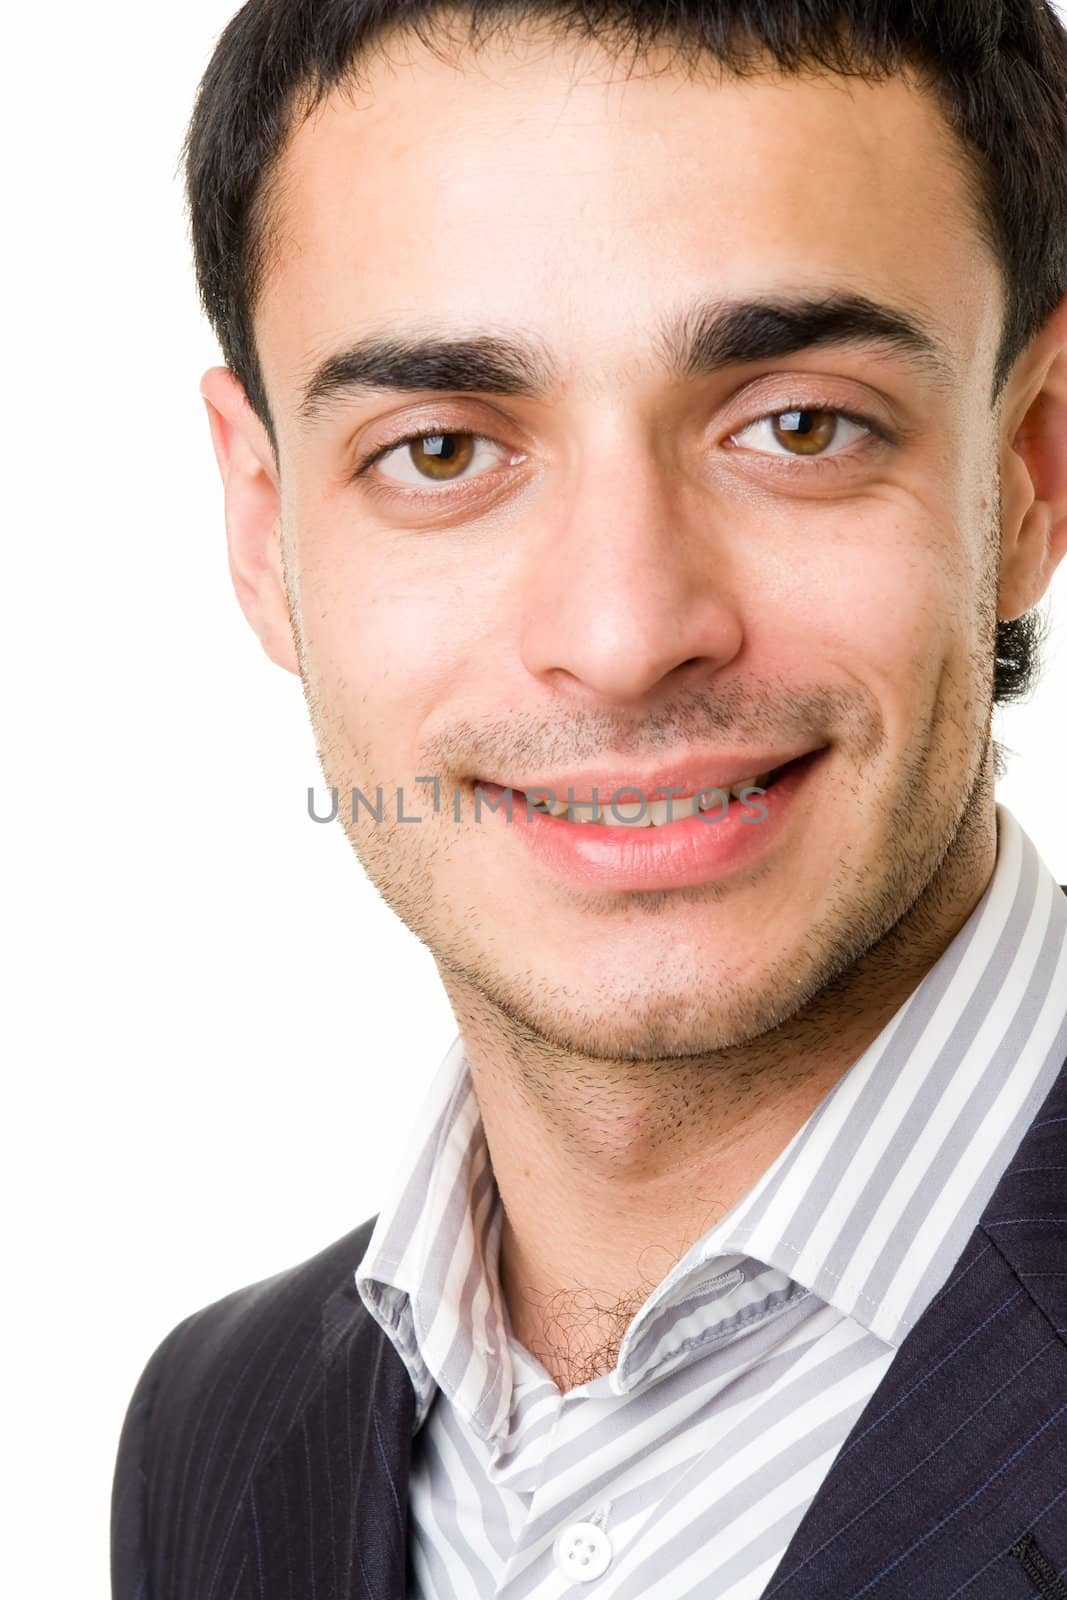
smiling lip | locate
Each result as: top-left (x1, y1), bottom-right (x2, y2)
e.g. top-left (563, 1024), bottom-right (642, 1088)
top-left (474, 748), bottom-right (828, 892)
top-left (478, 747), bottom-right (823, 805)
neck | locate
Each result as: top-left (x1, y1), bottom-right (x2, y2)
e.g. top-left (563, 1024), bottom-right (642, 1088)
top-left (439, 790), bottom-right (998, 1391)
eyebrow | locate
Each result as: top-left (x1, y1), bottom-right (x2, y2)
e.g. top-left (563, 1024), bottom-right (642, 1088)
top-left (294, 290), bottom-right (955, 428)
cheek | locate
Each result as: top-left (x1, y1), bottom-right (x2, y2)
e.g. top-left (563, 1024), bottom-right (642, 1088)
top-left (296, 521), bottom-right (483, 759)
top-left (752, 503), bottom-right (971, 706)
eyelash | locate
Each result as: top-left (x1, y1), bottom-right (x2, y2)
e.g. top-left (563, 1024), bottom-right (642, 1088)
top-left (349, 399), bottom-right (891, 494)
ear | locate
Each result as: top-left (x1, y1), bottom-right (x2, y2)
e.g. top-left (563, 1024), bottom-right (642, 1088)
top-left (199, 366), bottom-right (299, 675)
top-left (997, 292), bottom-right (1067, 621)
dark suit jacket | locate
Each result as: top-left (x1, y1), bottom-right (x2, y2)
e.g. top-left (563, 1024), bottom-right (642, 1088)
top-left (112, 921), bottom-right (1067, 1597)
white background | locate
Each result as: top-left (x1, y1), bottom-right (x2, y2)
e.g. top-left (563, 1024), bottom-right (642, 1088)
top-left (4, 3), bottom-right (1066, 1594)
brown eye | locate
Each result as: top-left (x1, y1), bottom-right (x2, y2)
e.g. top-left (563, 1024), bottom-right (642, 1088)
top-left (405, 433), bottom-right (476, 479)
top-left (730, 406), bottom-right (872, 461)
top-left (363, 429), bottom-right (520, 490)
top-left (771, 409), bottom-right (839, 455)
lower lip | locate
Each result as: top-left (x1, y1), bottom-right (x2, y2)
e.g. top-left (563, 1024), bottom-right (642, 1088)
top-left (474, 750), bottom-right (826, 892)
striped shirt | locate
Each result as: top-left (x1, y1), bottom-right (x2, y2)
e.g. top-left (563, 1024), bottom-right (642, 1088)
top-left (356, 802), bottom-right (1067, 1600)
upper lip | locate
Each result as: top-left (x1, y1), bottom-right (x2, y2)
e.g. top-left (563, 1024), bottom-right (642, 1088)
top-left (481, 747), bottom-right (823, 804)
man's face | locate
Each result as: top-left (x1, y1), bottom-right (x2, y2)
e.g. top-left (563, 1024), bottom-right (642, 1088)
top-left (251, 31), bottom-right (1008, 1059)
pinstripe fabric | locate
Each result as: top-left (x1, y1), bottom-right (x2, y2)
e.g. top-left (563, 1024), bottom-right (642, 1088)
top-left (352, 805), bottom-right (1067, 1599)
top-left (111, 805), bottom-right (1067, 1600)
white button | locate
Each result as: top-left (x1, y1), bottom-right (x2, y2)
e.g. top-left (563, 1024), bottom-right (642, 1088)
top-left (553, 1521), bottom-right (613, 1581)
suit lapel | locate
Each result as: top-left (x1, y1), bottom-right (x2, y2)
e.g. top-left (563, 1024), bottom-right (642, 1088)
top-left (242, 1044), bottom-right (1067, 1600)
top-left (765, 1047), bottom-right (1067, 1598)
top-left (244, 1270), bottom-right (415, 1600)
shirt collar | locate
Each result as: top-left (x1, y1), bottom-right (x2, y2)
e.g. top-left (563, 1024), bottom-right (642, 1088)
top-left (356, 803), bottom-right (1067, 1438)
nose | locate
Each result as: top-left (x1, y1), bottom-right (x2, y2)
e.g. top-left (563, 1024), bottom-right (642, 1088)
top-left (518, 446), bottom-right (744, 705)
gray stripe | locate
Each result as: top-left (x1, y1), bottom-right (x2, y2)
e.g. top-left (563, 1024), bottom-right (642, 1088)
top-left (356, 807), bottom-right (1067, 1599)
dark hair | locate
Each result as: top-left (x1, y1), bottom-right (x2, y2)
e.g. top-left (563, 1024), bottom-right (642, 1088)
top-left (183, 0), bottom-right (1067, 707)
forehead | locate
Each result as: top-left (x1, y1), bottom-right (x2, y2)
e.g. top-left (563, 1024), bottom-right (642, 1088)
top-left (255, 30), bottom-right (1002, 425)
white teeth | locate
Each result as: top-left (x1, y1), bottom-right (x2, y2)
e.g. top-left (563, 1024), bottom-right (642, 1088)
top-left (647, 795), bottom-right (700, 825)
top-left (602, 800), bottom-right (652, 827)
top-left (526, 772), bottom-right (777, 825)
top-left (566, 800), bottom-right (603, 822)
top-left (728, 772), bottom-right (772, 800)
